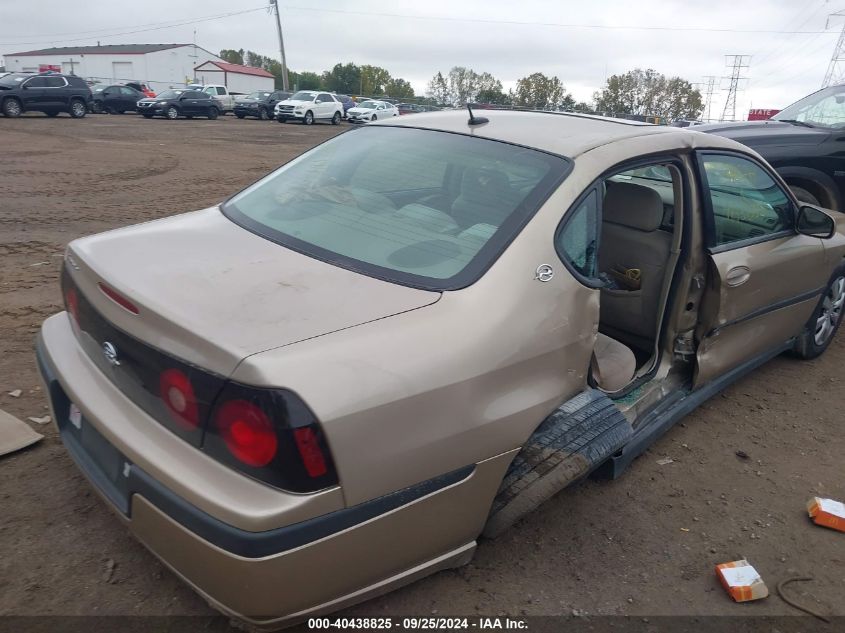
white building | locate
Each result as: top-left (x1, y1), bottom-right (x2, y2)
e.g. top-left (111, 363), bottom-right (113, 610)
top-left (193, 60), bottom-right (275, 93)
top-left (1, 44), bottom-right (223, 93)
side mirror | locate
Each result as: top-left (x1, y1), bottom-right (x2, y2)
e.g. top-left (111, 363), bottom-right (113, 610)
top-left (796, 205), bottom-right (836, 239)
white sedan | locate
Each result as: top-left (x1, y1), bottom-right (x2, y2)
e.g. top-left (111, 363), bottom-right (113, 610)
top-left (347, 100), bottom-right (399, 123)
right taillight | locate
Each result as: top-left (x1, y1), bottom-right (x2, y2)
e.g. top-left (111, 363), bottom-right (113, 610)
top-left (203, 382), bottom-right (338, 492)
top-left (65, 286), bottom-right (79, 329)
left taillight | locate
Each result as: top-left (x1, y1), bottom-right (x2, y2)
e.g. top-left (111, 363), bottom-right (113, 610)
top-left (203, 382), bottom-right (338, 492)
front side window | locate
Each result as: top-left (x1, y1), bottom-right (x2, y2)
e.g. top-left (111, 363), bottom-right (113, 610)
top-left (23, 77), bottom-right (48, 88)
top-left (701, 154), bottom-right (793, 247)
top-left (556, 190), bottom-right (599, 278)
top-left (223, 126), bottom-right (569, 289)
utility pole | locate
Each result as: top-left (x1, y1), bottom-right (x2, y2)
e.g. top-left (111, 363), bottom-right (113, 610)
top-left (721, 55), bottom-right (750, 122)
top-left (269, 0), bottom-right (289, 91)
top-left (822, 10), bottom-right (845, 87)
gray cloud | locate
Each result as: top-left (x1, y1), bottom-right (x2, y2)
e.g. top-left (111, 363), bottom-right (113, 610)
top-left (2, 0), bottom-right (840, 118)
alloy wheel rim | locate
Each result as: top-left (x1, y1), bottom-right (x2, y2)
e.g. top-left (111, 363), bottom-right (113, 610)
top-left (815, 276), bottom-right (845, 346)
top-left (8, 101), bottom-right (21, 116)
top-left (72, 102), bottom-right (85, 116)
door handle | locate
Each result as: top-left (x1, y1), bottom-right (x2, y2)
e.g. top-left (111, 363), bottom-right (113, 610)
top-left (726, 265), bottom-right (751, 287)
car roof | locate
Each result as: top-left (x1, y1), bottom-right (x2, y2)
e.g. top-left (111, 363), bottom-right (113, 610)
top-left (375, 109), bottom-right (742, 158)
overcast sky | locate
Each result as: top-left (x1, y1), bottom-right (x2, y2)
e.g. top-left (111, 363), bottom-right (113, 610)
top-left (2, 0), bottom-right (843, 118)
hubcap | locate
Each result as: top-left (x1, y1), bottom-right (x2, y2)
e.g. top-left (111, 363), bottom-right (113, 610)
top-left (815, 276), bottom-right (845, 346)
top-left (168, 108), bottom-right (177, 119)
top-left (72, 102), bottom-right (85, 116)
top-left (7, 101), bottom-right (21, 116)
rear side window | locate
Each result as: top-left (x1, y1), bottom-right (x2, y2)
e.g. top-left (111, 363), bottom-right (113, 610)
top-left (556, 190), bottom-right (599, 279)
top-left (223, 126), bottom-right (569, 289)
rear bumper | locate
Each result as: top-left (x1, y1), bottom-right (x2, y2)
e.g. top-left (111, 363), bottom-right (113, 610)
top-left (37, 313), bottom-right (509, 625)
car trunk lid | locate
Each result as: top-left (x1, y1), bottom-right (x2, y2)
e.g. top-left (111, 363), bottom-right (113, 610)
top-left (66, 207), bottom-right (441, 377)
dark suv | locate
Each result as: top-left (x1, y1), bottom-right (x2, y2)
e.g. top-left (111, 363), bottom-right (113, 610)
top-left (0, 73), bottom-right (92, 118)
top-left (233, 90), bottom-right (290, 120)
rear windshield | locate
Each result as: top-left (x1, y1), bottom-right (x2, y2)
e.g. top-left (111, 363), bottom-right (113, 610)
top-left (223, 126), bottom-right (569, 290)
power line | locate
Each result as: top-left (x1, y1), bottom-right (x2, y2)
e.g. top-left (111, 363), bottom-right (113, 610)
top-left (281, 5), bottom-right (842, 34)
top-left (0, 7), bottom-right (266, 48)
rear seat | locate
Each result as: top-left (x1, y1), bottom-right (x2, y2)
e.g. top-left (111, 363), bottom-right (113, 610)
top-left (599, 181), bottom-right (673, 346)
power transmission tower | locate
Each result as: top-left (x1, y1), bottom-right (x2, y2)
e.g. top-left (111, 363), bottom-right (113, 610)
top-left (721, 55), bottom-right (750, 122)
top-left (822, 10), bottom-right (845, 87)
top-left (269, 0), bottom-right (290, 91)
top-left (702, 75), bottom-right (717, 122)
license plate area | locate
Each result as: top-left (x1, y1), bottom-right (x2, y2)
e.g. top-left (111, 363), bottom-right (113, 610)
top-left (62, 402), bottom-right (131, 514)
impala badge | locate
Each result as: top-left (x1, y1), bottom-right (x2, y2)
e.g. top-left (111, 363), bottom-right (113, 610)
top-left (102, 341), bottom-right (120, 367)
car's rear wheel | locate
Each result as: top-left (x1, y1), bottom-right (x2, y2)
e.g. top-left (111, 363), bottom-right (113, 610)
top-left (69, 99), bottom-right (87, 118)
top-left (791, 185), bottom-right (822, 207)
top-left (3, 98), bottom-right (23, 118)
top-left (259, 107), bottom-right (269, 120)
top-left (303, 110), bottom-right (314, 125)
top-left (165, 106), bottom-right (179, 120)
top-left (331, 111), bottom-right (341, 125)
top-left (794, 267), bottom-right (845, 359)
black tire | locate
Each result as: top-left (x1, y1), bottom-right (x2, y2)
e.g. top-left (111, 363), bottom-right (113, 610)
top-left (235, 112), bottom-right (246, 119)
top-left (303, 110), bottom-right (314, 125)
top-left (207, 108), bottom-right (218, 120)
top-left (69, 99), bottom-right (87, 118)
top-left (3, 98), bottom-right (23, 118)
top-left (258, 107), bottom-right (269, 121)
top-left (482, 390), bottom-right (632, 538)
top-left (331, 111), bottom-right (341, 125)
top-left (371, 114), bottom-right (377, 121)
top-left (44, 111), bottom-right (60, 117)
top-left (142, 113), bottom-right (154, 119)
top-left (91, 101), bottom-right (103, 114)
top-left (793, 265), bottom-right (845, 359)
top-left (790, 185), bottom-right (822, 207)
top-left (165, 106), bottom-right (179, 120)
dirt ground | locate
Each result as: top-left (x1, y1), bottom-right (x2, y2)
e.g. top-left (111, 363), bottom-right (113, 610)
top-left (0, 113), bottom-right (843, 626)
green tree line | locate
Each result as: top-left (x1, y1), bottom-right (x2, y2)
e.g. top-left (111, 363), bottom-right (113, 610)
top-left (219, 49), bottom-right (704, 120)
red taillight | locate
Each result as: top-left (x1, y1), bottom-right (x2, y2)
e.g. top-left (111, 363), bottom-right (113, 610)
top-left (293, 427), bottom-right (328, 477)
top-left (215, 400), bottom-right (278, 467)
top-left (98, 282), bottom-right (139, 315)
top-left (159, 369), bottom-right (200, 430)
top-left (65, 287), bottom-right (79, 327)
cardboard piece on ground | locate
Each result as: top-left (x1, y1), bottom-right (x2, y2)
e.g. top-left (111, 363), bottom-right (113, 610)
top-left (716, 559), bottom-right (768, 602)
top-left (807, 497), bottom-right (845, 533)
top-left (0, 408), bottom-right (44, 457)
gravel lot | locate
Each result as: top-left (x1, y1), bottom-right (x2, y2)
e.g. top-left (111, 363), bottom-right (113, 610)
top-left (0, 113), bottom-right (843, 626)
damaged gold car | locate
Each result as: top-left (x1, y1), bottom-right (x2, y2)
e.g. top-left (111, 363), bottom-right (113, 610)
top-left (37, 110), bottom-right (845, 627)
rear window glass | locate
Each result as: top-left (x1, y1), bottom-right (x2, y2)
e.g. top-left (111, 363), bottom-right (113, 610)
top-left (223, 126), bottom-right (569, 290)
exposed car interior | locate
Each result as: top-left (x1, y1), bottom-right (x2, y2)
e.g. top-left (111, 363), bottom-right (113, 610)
top-left (589, 164), bottom-right (683, 394)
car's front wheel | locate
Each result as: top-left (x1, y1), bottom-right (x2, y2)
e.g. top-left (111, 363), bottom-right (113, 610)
top-left (165, 106), bottom-right (179, 120)
top-left (207, 107), bottom-right (219, 120)
top-left (3, 98), bottom-right (23, 118)
top-left (303, 110), bottom-right (314, 125)
top-left (69, 99), bottom-right (87, 118)
top-left (259, 107), bottom-right (269, 120)
top-left (371, 114), bottom-right (377, 121)
top-left (331, 111), bottom-right (341, 125)
top-left (794, 267), bottom-right (845, 359)
top-left (91, 101), bottom-right (103, 114)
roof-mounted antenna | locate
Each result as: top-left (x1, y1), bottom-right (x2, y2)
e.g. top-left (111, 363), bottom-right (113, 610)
top-left (467, 103), bottom-right (489, 125)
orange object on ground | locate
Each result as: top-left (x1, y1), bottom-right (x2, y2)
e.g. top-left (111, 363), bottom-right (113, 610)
top-left (807, 497), bottom-right (845, 533)
top-left (716, 560), bottom-right (768, 602)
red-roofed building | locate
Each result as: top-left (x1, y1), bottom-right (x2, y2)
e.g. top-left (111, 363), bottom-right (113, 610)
top-left (194, 60), bottom-right (275, 93)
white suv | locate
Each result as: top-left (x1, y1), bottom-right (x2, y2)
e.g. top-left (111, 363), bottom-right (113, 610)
top-left (274, 90), bottom-right (343, 125)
